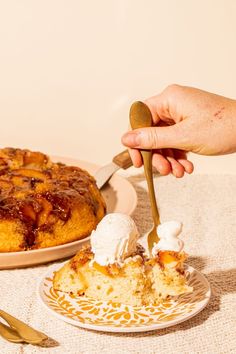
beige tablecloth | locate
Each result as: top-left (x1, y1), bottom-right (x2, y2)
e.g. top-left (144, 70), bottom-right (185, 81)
top-left (1, 172), bottom-right (236, 354)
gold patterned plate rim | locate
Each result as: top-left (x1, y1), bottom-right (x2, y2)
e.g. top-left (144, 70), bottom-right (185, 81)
top-left (37, 262), bottom-right (211, 333)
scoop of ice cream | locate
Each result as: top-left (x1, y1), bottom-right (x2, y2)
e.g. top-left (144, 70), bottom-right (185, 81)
top-left (90, 213), bottom-right (139, 266)
top-left (152, 221), bottom-right (184, 256)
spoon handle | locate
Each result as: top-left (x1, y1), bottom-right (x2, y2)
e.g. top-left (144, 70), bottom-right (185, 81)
top-left (141, 150), bottom-right (160, 226)
top-left (129, 101), bottom-right (160, 227)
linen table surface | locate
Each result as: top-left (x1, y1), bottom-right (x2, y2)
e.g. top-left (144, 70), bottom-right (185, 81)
top-left (1, 171), bottom-right (235, 354)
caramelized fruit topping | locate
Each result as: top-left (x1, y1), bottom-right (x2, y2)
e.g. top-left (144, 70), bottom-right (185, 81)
top-left (0, 148), bottom-right (105, 248)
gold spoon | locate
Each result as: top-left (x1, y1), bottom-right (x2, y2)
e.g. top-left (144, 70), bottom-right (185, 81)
top-left (0, 309), bottom-right (48, 345)
top-left (0, 322), bottom-right (24, 343)
top-left (129, 101), bottom-right (160, 255)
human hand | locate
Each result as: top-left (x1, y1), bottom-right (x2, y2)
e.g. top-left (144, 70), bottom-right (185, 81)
top-left (122, 85), bottom-right (236, 177)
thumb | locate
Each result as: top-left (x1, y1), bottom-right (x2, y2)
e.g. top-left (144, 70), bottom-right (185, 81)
top-left (121, 125), bottom-right (184, 150)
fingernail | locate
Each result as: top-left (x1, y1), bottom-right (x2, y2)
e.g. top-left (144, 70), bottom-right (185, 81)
top-left (121, 132), bottom-right (141, 147)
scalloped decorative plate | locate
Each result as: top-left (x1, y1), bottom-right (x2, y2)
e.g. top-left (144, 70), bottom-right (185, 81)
top-left (38, 263), bottom-right (211, 333)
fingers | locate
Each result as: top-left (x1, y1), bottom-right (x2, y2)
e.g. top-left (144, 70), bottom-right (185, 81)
top-left (129, 148), bottom-right (143, 167)
top-left (173, 149), bottom-right (194, 174)
top-left (128, 148), bottom-right (174, 176)
top-left (122, 130), bottom-right (193, 177)
top-left (127, 147), bottom-right (194, 177)
top-left (177, 159), bottom-right (194, 174)
top-left (152, 151), bottom-right (171, 175)
top-left (152, 149), bottom-right (194, 177)
top-left (163, 149), bottom-right (185, 178)
top-left (121, 124), bottom-right (186, 151)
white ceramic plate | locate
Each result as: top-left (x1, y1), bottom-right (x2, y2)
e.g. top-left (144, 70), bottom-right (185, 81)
top-left (0, 156), bottom-right (137, 269)
top-left (38, 263), bottom-right (211, 333)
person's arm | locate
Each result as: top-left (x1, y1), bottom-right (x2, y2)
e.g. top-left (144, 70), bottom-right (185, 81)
top-left (122, 84), bottom-right (236, 177)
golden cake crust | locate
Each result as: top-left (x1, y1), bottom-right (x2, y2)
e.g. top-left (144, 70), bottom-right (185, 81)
top-left (0, 147), bottom-right (106, 252)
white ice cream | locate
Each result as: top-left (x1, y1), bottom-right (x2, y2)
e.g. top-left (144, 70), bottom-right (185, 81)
top-left (152, 221), bottom-right (184, 256)
top-left (90, 213), bottom-right (139, 266)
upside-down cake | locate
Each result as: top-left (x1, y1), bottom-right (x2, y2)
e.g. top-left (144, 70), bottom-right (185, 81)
top-left (0, 147), bottom-right (106, 252)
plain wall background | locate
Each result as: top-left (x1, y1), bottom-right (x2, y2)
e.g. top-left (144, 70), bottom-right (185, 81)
top-left (1, 0), bottom-right (236, 172)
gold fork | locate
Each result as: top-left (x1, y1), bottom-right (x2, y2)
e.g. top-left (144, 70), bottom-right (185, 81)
top-left (129, 101), bottom-right (160, 255)
top-left (0, 309), bottom-right (48, 345)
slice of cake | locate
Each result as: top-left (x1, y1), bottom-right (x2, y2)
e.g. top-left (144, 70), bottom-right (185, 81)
top-left (146, 221), bottom-right (192, 301)
top-left (54, 214), bottom-right (149, 306)
top-left (53, 214), bottom-right (192, 306)
top-left (53, 245), bottom-right (149, 306)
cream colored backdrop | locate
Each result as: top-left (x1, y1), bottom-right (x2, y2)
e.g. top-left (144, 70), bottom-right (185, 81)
top-left (0, 0), bottom-right (236, 172)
